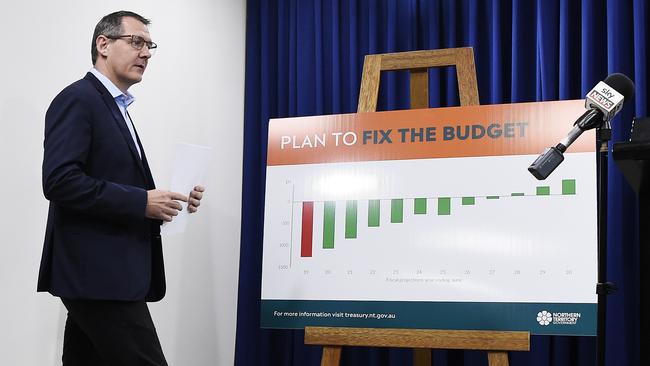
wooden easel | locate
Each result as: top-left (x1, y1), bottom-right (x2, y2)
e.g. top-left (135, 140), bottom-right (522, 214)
top-left (305, 47), bottom-right (531, 366)
top-left (357, 47), bottom-right (479, 111)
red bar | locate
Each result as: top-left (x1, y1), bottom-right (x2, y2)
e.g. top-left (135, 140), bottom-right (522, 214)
top-left (301, 202), bottom-right (314, 257)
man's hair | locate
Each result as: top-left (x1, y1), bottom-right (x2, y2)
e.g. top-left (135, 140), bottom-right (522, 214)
top-left (91, 11), bottom-right (151, 65)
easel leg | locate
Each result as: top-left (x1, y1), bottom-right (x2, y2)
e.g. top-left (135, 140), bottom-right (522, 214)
top-left (487, 351), bottom-right (509, 366)
top-left (413, 348), bottom-right (431, 366)
top-left (321, 346), bottom-right (342, 366)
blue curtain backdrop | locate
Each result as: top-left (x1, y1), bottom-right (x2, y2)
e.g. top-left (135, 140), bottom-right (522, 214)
top-left (236, 1), bottom-right (648, 365)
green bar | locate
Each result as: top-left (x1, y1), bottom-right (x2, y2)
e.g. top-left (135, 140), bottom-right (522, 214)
top-left (536, 186), bottom-right (550, 195)
top-left (562, 179), bottom-right (576, 195)
top-left (511, 193), bottom-right (525, 197)
top-left (323, 201), bottom-right (335, 249)
top-left (391, 199), bottom-right (404, 223)
top-left (345, 201), bottom-right (357, 238)
top-left (486, 196), bottom-right (500, 200)
top-left (462, 197), bottom-right (475, 205)
top-left (368, 200), bottom-right (380, 227)
top-left (438, 197), bottom-right (451, 215)
top-left (414, 198), bottom-right (427, 214)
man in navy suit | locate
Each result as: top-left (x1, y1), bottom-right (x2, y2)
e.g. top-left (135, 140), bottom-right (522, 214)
top-left (38, 11), bottom-right (204, 365)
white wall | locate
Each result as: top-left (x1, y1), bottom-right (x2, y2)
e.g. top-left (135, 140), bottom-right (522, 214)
top-left (0, 1), bottom-right (245, 365)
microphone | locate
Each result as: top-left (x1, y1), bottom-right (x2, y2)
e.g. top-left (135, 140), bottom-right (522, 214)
top-left (528, 73), bottom-right (635, 180)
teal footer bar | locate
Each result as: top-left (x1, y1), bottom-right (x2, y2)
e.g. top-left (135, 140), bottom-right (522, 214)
top-left (260, 299), bottom-right (596, 336)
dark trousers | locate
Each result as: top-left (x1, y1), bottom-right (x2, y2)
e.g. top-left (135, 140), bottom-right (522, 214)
top-left (61, 298), bottom-right (168, 366)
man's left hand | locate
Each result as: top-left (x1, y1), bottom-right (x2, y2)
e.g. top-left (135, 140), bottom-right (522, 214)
top-left (188, 185), bottom-right (205, 213)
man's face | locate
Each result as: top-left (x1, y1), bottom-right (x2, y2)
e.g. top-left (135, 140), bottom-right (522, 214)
top-left (99, 17), bottom-right (152, 92)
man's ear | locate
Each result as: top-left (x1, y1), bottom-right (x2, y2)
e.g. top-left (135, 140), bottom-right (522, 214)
top-left (96, 36), bottom-right (110, 57)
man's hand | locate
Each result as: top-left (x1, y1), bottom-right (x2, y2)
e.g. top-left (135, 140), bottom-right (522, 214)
top-left (188, 185), bottom-right (205, 213)
top-left (146, 189), bottom-right (188, 222)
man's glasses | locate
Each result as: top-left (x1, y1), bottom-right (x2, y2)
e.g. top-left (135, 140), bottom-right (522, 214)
top-left (106, 35), bottom-right (157, 55)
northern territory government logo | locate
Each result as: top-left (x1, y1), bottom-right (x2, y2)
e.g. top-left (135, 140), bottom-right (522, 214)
top-left (536, 310), bottom-right (581, 326)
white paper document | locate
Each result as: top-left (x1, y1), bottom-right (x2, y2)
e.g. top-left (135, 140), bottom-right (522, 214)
top-left (161, 143), bottom-right (212, 236)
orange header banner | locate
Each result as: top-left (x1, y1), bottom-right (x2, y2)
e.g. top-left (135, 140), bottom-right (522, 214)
top-left (267, 100), bottom-right (595, 166)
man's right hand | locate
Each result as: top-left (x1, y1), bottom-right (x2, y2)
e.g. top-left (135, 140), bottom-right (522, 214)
top-left (145, 189), bottom-right (188, 222)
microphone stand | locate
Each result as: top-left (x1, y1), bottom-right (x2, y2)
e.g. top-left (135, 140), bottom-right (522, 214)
top-left (530, 116), bottom-right (617, 365)
top-left (596, 122), bottom-right (617, 366)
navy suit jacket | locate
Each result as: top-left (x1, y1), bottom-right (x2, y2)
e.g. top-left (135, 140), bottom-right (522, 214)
top-left (38, 72), bottom-right (165, 302)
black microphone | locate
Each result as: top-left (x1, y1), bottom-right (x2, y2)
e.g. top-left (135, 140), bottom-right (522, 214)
top-left (528, 73), bottom-right (635, 180)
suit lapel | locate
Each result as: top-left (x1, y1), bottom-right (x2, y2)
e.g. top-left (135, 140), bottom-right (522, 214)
top-left (84, 73), bottom-right (147, 181)
top-left (127, 110), bottom-right (156, 189)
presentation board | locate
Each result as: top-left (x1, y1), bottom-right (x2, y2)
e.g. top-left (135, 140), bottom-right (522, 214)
top-left (261, 100), bottom-right (597, 336)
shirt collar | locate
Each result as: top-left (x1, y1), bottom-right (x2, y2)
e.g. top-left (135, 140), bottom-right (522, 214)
top-left (90, 68), bottom-right (135, 108)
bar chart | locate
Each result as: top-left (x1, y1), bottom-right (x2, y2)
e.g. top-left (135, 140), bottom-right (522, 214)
top-left (261, 152), bottom-right (597, 304)
top-left (298, 179), bottom-right (577, 257)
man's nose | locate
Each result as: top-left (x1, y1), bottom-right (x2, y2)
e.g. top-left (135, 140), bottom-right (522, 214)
top-left (140, 46), bottom-right (152, 58)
